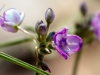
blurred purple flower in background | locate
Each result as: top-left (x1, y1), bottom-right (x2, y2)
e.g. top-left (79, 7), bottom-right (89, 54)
top-left (92, 12), bottom-right (100, 40)
top-left (53, 28), bottom-right (83, 59)
top-left (0, 8), bottom-right (24, 32)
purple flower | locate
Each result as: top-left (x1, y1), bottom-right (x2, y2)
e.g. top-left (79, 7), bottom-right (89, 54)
top-left (0, 8), bottom-right (25, 32)
top-left (53, 28), bottom-right (82, 59)
top-left (91, 12), bottom-right (100, 40)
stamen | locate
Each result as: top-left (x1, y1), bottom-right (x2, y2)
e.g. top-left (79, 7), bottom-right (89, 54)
top-left (0, 4), bottom-right (6, 11)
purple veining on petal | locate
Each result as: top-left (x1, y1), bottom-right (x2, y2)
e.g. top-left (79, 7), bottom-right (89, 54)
top-left (58, 37), bottom-right (68, 48)
top-left (53, 28), bottom-right (82, 59)
top-left (54, 28), bottom-right (67, 45)
top-left (67, 34), bottom-right (83, 54)
top-left (55, 45), bottom-right (68, 59)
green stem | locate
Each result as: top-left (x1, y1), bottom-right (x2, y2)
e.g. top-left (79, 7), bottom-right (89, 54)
top-left (25, 26), bottom-right (36, 33)
top-left (35, 72), bottom-right (40, 75)
top-left (0, 52), bottom-right (50, 75)
top-left (72, 49), bottom-right (82, 75)
top-left (35, 62), bottom-right (40, 75)
top-left (0, 38), bottom-right (32, 48)
top-left (17, 26), bottom-right (39, 44)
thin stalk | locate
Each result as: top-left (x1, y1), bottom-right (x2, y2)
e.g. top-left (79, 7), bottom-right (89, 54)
top-left (72, 49), bottom-right (82, 75)
top-left (17, 26), bottom-right (38, 43)
top-left (38, 34), bottom-right (41, 42)
top-left (17, 26), bottom-right (35, 38)
top-left (0, 4), bottom-right (5, 11)
top-left (0, 52), bottom-right (50, 75)
top-left (25, 26), bottom-right (36, 33)
top-left (46, 23), bottom-right (50, 35)
top-left (0, 37), bottom-right (32, 48)
top-left (44, 23), bottom-right (50, 40)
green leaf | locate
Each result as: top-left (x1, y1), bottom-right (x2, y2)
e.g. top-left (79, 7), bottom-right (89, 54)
top-left (0, 52), bottom-right (50, 75)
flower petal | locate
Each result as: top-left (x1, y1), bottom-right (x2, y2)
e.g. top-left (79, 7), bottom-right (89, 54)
top-left (53, 28), bottom-right (68, 45)
top-left (4, 21), bottom-right (16, 26)
top-left (53, 28), bottom-right (68, 59)
top-left (67, 34), bottom-right (82, 54)
top-left (0, 19), bottom-right (18, 32)
top-left (18, 11), bottom-right (25, 25)
top-left (55, 45), bottom-right (68, 59)
top-left (91, 12), bottom-right (100, 40)
top-left (0, 16), bottom-right (4, 25)
top-left (3, 8), bottom-right (21, 24)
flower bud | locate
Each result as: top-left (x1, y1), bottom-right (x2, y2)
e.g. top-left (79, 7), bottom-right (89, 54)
top-left (40, 62), bottom-right (51, 73)
top-left (46, 31), bottom-right (55, 42)
top-left (35, 20), bottom-right (43, 33)
top-left (38, 23), bottom-right (47, 35)
top-left (45, 8), bottom-right (55, 24)
top-left (80, 2), bottom-right (87, 16)
top-left (39, 42), bottom-right (46, 50)
top-left (39, 42), bottom-right (52, 55)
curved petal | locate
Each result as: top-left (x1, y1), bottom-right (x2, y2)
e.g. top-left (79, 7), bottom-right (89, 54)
top-left (91, 12), bottom-right (100, 40)
top-left (18, 11), bottom-right (25, 25)
top-left (53, 28), bottom-right (69, 59)
top-left (0, 16), bottom-right (4, 25)
top-left (4, 21), bottom-right (16, 26)
top-left (3, 8), bottom-right (21, 24)
top-left (92, 14), bottom-right (100, 28)
top-left (55, 45), bottom-right (68, 59)
top-left (1, 21), bottom-right (17, 32)
top-left (67, 34), bottom-right (82, 54)
top-left (2, 25), bottom-right (18, 32)
top-left (53, 28), bottom-right (68, 45)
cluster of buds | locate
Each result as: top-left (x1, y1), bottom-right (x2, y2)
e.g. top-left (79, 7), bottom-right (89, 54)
top-left (75, 2), bottom-right (95, 44)
top-left (0, 6), bottom-right (83, 73)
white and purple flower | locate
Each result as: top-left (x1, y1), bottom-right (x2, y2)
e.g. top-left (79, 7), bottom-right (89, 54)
top-left (0, 8), bottom-right (25, 32)
top-left (91, 12), bottom-right (100, 40)
top-left (53, 28), bottom-right (83, 59)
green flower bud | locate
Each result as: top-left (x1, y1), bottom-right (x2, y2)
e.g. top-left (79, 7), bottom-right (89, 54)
top-left (46, 31), bottom-right (55, 42)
